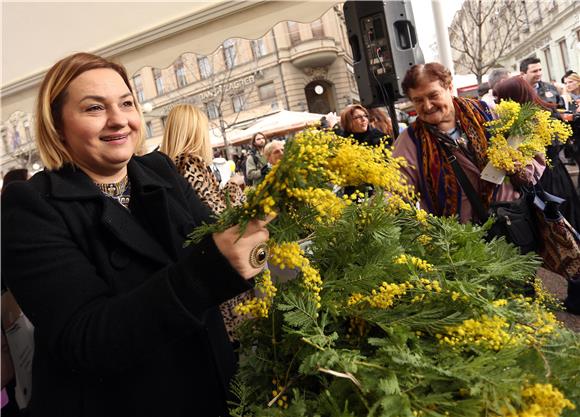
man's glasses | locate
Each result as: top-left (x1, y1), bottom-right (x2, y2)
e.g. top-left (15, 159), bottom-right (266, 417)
top-left (352, 114), bottom-right (369, 121)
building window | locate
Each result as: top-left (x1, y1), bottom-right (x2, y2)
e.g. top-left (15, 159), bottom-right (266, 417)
top-left (153, 69), bottom-right (164, 96)
top-left (521, 2), bottom-right (530, 33)
top-left (287, 21), bottom-right (301, 46)
top-left (532, 0), bottom-right (542, 23)
top-left (198, 56), bottom-right (212, 79)
top-left (24, 120), bottom-right (32, 142)
top-left (145, 121), bottom-right (154, 138)
top-left (223, 39), bottom-right (236, 69)
top-left (251, 39), bottom-right (267, 59)
top-left (559, 39), bottom-right (570, 70)
top-left (174, 59), bottom-right (188, 88)
top-left (161, 116), bottom-right (167, 128)
top-left (258, 83), bottom-right (276, 101)
top-left (206, 102), bottom-right (219, 120)
top-left (311, 19), bottom-right (324, 39)
top-left (133, 74), bottom-right (145, 103)
top-left (543, 47), bottom-right (553, 81)
top-left (232, 94), bottom-right (247, 113)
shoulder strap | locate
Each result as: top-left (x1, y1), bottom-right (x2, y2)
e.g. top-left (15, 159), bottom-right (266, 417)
top-left (426, 126), bottom-right (489, 223)
top-left (440, 145), bottom-right (488, 221)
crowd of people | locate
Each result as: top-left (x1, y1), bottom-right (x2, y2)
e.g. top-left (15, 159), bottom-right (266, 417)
top-left (2, 48), bottom-right (580, 417)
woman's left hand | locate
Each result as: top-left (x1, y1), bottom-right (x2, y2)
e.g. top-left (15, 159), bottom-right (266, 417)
top-left (212, 219), bottom-right (271, 279)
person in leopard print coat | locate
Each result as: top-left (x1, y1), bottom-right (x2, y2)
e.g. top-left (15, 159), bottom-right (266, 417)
top-left (160, 104), bottom-right (249, 342)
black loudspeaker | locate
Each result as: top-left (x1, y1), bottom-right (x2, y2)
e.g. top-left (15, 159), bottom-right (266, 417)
top-left (344, 0), bottom-right (424, 107)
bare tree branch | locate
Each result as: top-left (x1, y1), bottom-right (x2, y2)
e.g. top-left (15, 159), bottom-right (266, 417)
top-left (449, 0), bottom-right (526, 83)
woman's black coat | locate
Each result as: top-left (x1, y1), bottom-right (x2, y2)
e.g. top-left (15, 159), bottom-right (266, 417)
top-left (1, 151), bottom-right (251, 417)
top-left (334, 127), bottom-right (388, 147)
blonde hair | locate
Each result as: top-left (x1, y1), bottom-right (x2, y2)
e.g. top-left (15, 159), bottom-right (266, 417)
top-left (159, 104), bottom-right (212, 164)
top-left (35, 52), bottom-right (144, 170)
top-left (565, 73), bottom-right (580, 94)
top-left (263, 140), bottom-right (284, 160)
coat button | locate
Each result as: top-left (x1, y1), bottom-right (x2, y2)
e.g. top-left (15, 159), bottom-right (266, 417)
top-left (110, 247), bottom-right (130, 269)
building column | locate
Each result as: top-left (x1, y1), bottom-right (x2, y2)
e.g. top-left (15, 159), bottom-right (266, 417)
top-left (432, 0), bottom-right (454, 75)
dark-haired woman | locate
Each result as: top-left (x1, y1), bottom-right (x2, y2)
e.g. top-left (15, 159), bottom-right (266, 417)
top-left (494, 76), bottom-right (580, 231)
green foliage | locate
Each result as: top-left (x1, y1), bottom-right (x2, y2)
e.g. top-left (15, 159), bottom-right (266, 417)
top-left (229, 195), bottom-right (579, 416)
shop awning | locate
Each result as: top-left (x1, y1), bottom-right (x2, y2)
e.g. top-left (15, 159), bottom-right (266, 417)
top-left (3, 1), bottom-right (338, 91)
top-left (224, 110), bottom-right (325, 145)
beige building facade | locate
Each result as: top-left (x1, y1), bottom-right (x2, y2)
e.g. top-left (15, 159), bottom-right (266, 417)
top-left (138, 7), bottom-right (359, 150)
top-left (450, 0), bottom-right (579, 84)
top-left (1, 2), bottom-right (357, 173)
top-left (498, 0), bottom-right (579, 81)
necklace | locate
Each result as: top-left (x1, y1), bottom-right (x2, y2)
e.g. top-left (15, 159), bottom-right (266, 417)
top-left (96, 175), bottom-right (128, 197)
top-left (95, 175), bottom-right (131, 209)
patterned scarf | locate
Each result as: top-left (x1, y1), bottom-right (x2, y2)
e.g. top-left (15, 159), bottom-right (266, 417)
top-left (408, 96), bottom-right (494, 218)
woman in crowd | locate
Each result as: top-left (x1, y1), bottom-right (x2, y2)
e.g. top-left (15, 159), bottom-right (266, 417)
top-left (335, 104), bottom-right (386, 147)
top-left (160, 104), bottom-right (245, 213)
top-left (2, 169), bottom-right (30, 417)
top-left (562, 72), bottom-right (580, 113)
top-left (393, 63), bottom-right (544, 224)
top-left (368, 107), bottom-right (394, 139)
top-left (256, 139), bottom-right (286, 179)
top-left (1, 169), bottom-right (28, 193)
top-left (159, 104), bottom-right (248, 343)
top-left (263, 139), bottom-right (285, 166)
top-left (494, 75), bottom-right (580, 231)
top-left (1, 52), bottom-right (269, 417)
top-left (561, 72), bottom-right (580, 182)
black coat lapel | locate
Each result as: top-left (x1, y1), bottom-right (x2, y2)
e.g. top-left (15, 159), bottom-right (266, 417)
top-left (127, 158), bottom-right (183, 260)
top-left (100, 198), bottom-right (170, 265)
top-left (49, 163), bottom-right (172, 265)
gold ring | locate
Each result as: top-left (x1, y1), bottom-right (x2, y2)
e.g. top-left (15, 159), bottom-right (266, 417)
top-left (249, 242), bottom-right (269, 269)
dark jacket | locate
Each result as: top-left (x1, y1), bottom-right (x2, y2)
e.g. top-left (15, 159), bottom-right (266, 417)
top-left (536, 80), bottom-right (565, 109)
top-left (244, 150), bottom-right (267, 186)
top-left (334, 127), bottom-right (388, 147)
top-left (1, 151), bottom-right (251, 417)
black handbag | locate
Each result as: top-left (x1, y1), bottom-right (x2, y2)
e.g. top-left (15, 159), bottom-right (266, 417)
top-left (434, 128), bottom-right (580, 311)
top-left (487, 191), bottom-right (538, 254)
top-left (434, 129), bottom-right (580, 312)
top-left (434, 133), bottom-right (538, 254)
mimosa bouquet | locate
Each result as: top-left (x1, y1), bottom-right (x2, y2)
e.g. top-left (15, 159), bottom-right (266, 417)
top-left (484, 100), bottom-right (572, 177)
top-left (191, 127), bottom-right (412, 238)
top-left (190, 127), bottom-right (412, 317)
top-left (190, 128), bottom-right (580, 417)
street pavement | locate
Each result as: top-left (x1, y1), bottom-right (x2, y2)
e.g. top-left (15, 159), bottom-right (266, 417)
top-left (537, 267), bottom-right (579, 332)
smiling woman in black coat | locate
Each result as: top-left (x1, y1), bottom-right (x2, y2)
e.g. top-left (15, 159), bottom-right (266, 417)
top-left (1, 52), bottom-right (269, 417)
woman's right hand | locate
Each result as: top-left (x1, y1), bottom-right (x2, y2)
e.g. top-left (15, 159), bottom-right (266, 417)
top-left (325, 111), bottom-right (339, 128)
top-left (212, 219), bottom-right (270, 279)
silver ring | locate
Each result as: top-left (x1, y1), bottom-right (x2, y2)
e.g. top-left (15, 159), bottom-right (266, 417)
top-left (249, 242), bottom-right (269, 269)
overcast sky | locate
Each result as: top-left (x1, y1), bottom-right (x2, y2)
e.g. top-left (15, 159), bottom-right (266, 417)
top-left (411, 0), bottom-right (464, 62)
